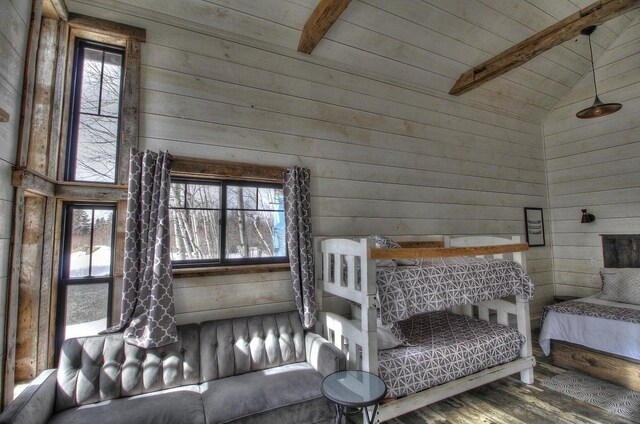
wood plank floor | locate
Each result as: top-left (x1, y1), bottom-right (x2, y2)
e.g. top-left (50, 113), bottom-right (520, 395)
top-left (377, 332), bottom-right (637, 424)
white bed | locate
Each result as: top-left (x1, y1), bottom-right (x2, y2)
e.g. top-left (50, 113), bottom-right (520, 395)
top-left (314, 235), bottom-right (536, 423)
top-left (539, 294), bottom-right (640, 360)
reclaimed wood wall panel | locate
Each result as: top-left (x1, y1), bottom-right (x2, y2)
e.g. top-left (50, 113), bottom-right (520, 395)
top-left (543, 16), bottom-right (640, 298)
top-left (0, 0), bottom-right (31, 400)
top-left (69, 0), bottom-right (553, 323)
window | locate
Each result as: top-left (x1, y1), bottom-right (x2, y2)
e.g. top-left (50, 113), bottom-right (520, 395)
top-left (66, 40), bottom-right (125, 183)
top-left (57, 203), bottom-right (116, 350)
top-left (169, 179), bottom-right (287, 267)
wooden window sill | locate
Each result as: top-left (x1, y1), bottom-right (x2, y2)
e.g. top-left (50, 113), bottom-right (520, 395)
top-left (172, 262), bottom-right (290, 277)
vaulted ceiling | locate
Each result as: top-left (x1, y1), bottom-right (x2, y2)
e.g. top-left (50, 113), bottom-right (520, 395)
top-left (195, 0), bottom-right (638, 122)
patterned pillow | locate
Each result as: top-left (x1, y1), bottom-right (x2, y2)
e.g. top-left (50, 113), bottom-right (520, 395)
top-left (599, 268), bottom-right (640, 305)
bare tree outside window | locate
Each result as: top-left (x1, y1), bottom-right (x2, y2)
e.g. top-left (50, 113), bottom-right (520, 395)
top-left (169, 180), bottom-right (287, 267)
top-left (68, 42), bottom-right (124, 183)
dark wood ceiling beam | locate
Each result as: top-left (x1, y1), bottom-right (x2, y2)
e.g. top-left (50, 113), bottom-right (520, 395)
top-left (449, 0), bottom-right (640, 96)
top-left (298, 0), bottom-right (352, 54)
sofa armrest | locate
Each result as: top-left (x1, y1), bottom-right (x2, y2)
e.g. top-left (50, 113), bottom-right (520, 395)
top-left (305, 332), bottom-right (346, 377)
top-left (0, 369), bottom-right (57, 424)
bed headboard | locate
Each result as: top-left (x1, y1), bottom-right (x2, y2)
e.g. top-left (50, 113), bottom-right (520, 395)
top-left (601, 234), bottom-right (640, 268)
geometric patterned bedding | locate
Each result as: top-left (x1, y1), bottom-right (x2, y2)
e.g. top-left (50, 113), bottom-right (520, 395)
top-left (376, 257), bottom-right (534, 325)
top-left (541, 299), bottom-right (640, 326)
top-left (378, 310), bottom-right (525, 398)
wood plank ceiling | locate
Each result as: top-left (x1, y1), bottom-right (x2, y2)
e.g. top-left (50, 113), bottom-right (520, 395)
top-left (195, 0), bottom-right (638, 123)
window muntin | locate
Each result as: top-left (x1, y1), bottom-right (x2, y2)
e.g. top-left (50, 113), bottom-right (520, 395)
top-left (58, 203), bottom-right (116, 345)
top-left (170, 179), bottom-right (287, 267)
top-left (66, 40), bottom-right (124, 183)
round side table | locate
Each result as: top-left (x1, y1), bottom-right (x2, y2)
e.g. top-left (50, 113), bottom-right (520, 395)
top-left (321, 370), bottom-right (387, 424)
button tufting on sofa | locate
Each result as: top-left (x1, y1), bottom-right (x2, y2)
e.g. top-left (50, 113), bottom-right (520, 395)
top-left (0, 312), bottom-right (346, 424)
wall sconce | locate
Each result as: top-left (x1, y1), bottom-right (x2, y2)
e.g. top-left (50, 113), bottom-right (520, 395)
top-left (580, 209), bottom-right (595, 223)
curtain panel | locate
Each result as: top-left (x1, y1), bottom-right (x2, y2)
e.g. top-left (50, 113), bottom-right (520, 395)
top-left (104, 149), bottom-right (178, 348)
top-left (283, 166), bottom-right (317, 329)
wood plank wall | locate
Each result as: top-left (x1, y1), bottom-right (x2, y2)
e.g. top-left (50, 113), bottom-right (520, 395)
top-left (543, 17), bottom-right (640, 298)
top-left (0, 0), bottom-right (32, 400)
top-left (69, 0), bottom-right (553, 322)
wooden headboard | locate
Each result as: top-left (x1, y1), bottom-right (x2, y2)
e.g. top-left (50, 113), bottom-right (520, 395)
top-left (601, 234), bottom-right (640, 268)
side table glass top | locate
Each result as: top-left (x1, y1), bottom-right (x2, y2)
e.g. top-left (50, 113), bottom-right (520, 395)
top-left (321, 370), bottom-right (387, 407)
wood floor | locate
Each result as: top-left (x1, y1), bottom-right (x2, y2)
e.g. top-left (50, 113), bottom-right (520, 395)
top-left (379, 332), bottom-right (637, 424)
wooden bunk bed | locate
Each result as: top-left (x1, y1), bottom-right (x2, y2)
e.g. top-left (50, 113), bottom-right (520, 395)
top-left (314, 235), bottom-right (535, 423)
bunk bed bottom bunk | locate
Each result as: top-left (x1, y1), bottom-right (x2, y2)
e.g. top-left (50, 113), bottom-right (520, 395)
top-left (379, 310), bottom-right (525, 398)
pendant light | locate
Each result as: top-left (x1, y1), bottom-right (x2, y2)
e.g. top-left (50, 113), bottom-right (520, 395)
top-left (576, 25), bottom-right (622, 119)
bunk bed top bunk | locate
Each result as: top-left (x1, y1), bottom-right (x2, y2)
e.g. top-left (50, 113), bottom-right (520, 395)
top-left (314, 235), bottom-right (535, 423)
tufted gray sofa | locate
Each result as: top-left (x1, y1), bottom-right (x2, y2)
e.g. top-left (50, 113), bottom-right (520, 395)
top-left (0, 311), bottom-right (346, 424)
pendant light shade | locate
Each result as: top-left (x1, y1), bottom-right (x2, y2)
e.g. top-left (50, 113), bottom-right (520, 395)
top-left (576, 26), bottom-right (622, 119)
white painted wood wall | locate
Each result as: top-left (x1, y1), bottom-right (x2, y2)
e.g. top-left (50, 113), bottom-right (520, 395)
top-left (0, 0), bottom-right (31, 400)
top-left (68, 0), bottom-right (554, 324)
top-left (544, 17), bottom-right (640, 298)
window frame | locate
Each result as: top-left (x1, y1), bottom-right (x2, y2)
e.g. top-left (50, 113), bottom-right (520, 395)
top-left (170, 177), bottom-right (289, 269)
top-left (64, 39), bottom-right (125, 184)
top-left (55, 202), bottom-right (117, 358)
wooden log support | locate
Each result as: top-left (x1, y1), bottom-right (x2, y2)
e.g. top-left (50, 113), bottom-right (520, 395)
top-left (449, 0), bottom-right (640, 96)
top-left (42, 0), bottom-right (68, 20)
top-left (172, 156), bottom-right (285, 183)
top-left (297, 0), bottom-right (352, 54)
top-left (0, 107), bottom-right (9, 122)
top-left (12, 168), bottom-right (56, 197)
top-left (68, 13), bottom-right (146, 42)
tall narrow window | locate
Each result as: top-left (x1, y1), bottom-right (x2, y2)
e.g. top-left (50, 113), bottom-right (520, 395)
top-left (169, 179), bottom-right (287, 268)
top-left (66, 40), bottom-right (124, 183)
top-left (57, 204), bottom-right (116, 351)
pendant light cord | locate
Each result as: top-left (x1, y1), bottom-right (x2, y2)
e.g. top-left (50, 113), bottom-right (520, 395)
top-left (587, 32), bottom-right (599, 96)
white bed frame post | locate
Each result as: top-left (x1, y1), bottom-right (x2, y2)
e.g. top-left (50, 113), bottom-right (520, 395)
top-left (361, 237), bottom-right (379, 375)
top-left (516, 295), bottom-right (534, 384)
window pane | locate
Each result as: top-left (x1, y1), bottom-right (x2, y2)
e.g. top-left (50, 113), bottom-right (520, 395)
top-left (170, 183), bottom-right (186, 208)
top-left (79, 48), bottom-right (103, 115)
top-left (227, 186), bottom-right (257, 210)
top-left (91, 210), bottom-right (114, 276)
top-left (225, 210), bottom-right (287, 258)
top-left (65, 284), bottom-right (109, 339)
top-left (101, 51), bottom-right (123, 116)
top-left (186, 183), bottom-right (220, 209)
top-left (257, 187), bottom-right (284, 211)
top-left (170, 209), bottom-right (220, 261)
top-left (69, 208), bottom-right (94, 278)
top-left (74, 114), bottom-right (118, 182)
top-left (68, 207), bottom-right (114, 278)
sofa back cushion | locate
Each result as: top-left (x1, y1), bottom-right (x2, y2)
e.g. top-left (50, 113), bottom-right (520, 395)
top-left (55, 324), bottom-right (200, 412)
top-left (200, 311), bottom-right (305, 382)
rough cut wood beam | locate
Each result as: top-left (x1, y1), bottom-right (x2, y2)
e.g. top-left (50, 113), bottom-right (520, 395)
top-left (369, 243), bottom-right (529, 260)
top-left (0, 107), bottom-right (9, 122)
top-left (12, 168), bottom-right (55, 197)
top-left (449, 0), bottom-right (640, 96)
top-left (298, 0), bottom-right (352, 54)
top-left (43, 0), bottom-right (68, 20)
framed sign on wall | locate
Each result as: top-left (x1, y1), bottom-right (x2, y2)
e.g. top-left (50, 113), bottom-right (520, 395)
top-left (524, 208), bottom-right (545, 247)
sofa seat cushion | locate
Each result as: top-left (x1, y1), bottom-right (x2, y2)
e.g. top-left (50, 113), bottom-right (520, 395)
top-left (200, 362), bottom-right (334, 424)
top-left (48, 385), bottom-right (204, 424)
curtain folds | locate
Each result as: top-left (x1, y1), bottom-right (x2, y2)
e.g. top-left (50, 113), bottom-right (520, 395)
top-left (283, 166), bottom-right (317, 329)
top-left (104, 148), bottom-right (177, 348)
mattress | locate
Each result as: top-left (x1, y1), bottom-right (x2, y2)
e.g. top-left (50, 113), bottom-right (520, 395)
top-left (539, 295), bottom-right (640, 360)
top-left (378, 310), bottom-right (524, 398)
top-left (376, 257), bottom-right (534, 325)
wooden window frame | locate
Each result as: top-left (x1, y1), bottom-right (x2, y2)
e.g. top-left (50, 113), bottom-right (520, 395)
top-left (55, 202), bottom-right (116, 360)
top-left (171, 157), bottom-right (291, 276)
top-left (170, 177), bottom-right (288, 269)
top-left (64, 39), bottom-right (126, 184)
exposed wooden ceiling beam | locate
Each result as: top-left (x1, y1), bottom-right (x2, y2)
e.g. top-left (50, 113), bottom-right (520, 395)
top-left (298, 0), bottom-right (352, 54)
top-left (449, 0), bottom-right (640, 96)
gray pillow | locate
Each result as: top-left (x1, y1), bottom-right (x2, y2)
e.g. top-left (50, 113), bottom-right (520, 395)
top-left (599, 268), bottom-right (640, 305)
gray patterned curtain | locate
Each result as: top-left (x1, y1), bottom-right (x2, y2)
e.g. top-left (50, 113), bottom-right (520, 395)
top-left (104, 149), bottom-right (178, 348)
top-left (283, 166), bottom-right (317, 329)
